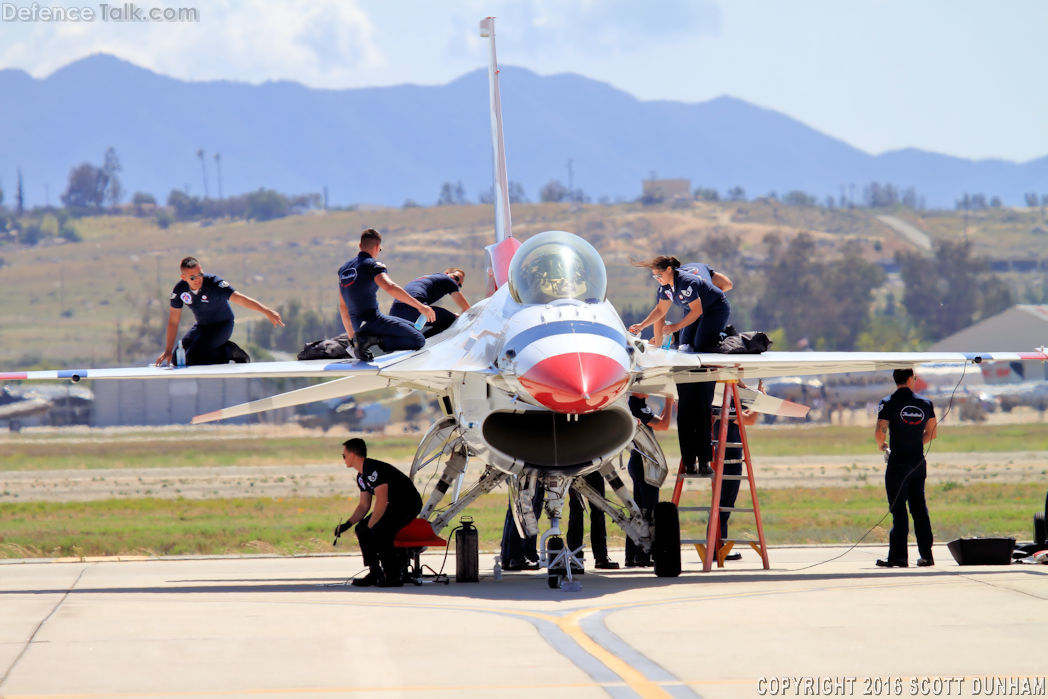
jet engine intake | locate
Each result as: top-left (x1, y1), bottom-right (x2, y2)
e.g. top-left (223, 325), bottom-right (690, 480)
top-left (482, 406), bottom-right (634, 472)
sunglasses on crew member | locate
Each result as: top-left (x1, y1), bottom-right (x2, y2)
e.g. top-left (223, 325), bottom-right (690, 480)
top-left (187, 273), bottom-right (203, 281)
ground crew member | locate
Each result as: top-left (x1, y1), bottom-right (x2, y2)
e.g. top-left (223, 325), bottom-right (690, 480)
top-left (874, 368), bottom-right (937, 568)
top-left (334, 437), bottom-right (423, 587)
top-left (389, 268), bottom-right (470, 337)
top-left (156, 256), bottom-right (283, 366)
top-left (628, 255), bottom-right (731, 476)
top-left (624, 393), bottom-right (674, 567)
top-left (337, 229), bottom-right (436, 360)
top-left (499, 478), bottom-right (544, 571)
top-left (651, 261), bottom-right (732, 349)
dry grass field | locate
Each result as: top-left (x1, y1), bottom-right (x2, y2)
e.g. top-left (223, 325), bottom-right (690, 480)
top-left (5, 199), bottom-right (1042, 369)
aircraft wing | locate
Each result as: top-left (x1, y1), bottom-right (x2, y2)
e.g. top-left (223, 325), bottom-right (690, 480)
top-left (631, 348), bottom-right (1048, 394)
top-left (1, 336), bottom-right (499, 424)
top-left (0, 397), bottom-right (52, 421)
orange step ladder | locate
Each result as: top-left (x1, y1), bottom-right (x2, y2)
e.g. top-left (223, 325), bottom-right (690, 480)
top-left (671, 380), bottom-right (770, 571)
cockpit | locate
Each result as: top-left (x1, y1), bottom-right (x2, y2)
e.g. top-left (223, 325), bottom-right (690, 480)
top-left (506, 230), bottom-right (607, 305)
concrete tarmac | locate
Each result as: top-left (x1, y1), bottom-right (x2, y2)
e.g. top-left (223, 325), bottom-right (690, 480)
top-left (1, 545), bottom-right (1045, 698)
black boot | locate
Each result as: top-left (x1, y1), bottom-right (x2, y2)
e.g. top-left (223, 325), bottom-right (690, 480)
top-left (351, 566), bottom-right (383, 587)
top-left (227, 341), bottom-right (251, 363)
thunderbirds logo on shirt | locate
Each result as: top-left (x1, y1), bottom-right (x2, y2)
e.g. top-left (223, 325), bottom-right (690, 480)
top-left (218, 281), bottom-right (229, 288)
top-left (681, 287), bottom-right (693, 298)
top-left (367, 471), bottom-right (378, 483)
top-left (900, 406), bottom-right (925, 424)
top-left (180, 292), bottom-right (192, 304)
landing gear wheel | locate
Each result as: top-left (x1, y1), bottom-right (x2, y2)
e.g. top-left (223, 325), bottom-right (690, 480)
top-left (547, 536), bottom-right (564, 588)
top-left (1043, 489), bottom-right (1048, 535)
top-left (1035, 512), bottom-right (1046, 547)
top-left (653, 501), bottom-right (681, 578)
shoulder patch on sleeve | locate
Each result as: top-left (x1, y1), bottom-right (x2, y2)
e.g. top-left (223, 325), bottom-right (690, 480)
top-left (218, 280), bottom-right (229, 288)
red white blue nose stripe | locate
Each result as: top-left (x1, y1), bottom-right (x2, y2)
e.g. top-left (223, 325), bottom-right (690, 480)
top-left (505, 321), bottom-right (631, 413)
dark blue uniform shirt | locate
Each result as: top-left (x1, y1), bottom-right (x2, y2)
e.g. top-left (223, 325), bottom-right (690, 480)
top-left (658, 269), bottom-right (725, 311)
top-left (403, 273), bottom-right (460, 304)
top-left (877, 386), bottom-right (935, 463)
top-left (169, 273), bottom-right (235, 325)
top-left (681, 262), bottom-right (714, 285)
top-left (355, 458), bottom-right (423, 512)
top-left (654, 262), bottom-right (716, 304)
top-left (338, 252), bottom-right (387, 329)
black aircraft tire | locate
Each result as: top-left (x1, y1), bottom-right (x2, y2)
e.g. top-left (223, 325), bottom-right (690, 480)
top-left (548, 575), bottom-right (560, 589)
top-left (653, 501), bottom-right (681, 578)
top-left (1044, 489), bottom-right (1048, 529)
top-left (1035, 512), bottom-right (1046, 547)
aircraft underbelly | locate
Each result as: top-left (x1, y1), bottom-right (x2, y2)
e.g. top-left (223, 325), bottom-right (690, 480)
top-left (481, 406), bottom-right (635, 472)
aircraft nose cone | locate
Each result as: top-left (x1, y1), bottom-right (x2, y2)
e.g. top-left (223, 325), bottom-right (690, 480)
top-left (519, 352), bottom-right (630, 413)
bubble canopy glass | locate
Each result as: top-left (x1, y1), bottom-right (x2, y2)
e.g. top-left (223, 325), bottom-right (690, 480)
top-left (507, 230), bottom-right (607, 305)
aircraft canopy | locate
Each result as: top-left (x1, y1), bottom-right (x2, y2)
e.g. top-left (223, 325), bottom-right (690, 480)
top-left (507, 230), bottom-right (607, 305)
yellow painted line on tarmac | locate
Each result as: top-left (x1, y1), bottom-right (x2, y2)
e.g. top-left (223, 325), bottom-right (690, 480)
top-left (557, 607), bottom-right (672, 698)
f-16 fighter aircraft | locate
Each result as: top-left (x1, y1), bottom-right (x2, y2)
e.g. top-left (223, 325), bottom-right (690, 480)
top-left (3, 18), bottom-right (1046, 586)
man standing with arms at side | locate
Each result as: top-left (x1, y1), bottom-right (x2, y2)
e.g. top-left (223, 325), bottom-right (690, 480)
top-left (156, 256), bottom-right (284, 366)
top-left (334, 438), bottom-right (423, 587)
top-left (874, 368), bottom-right (937, 568)
top-left (338, 229), bottom-right (435, 361)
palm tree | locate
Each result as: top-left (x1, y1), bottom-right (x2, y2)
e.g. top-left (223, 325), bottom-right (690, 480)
top-left (213, 152), bottom-right (223, 200)
top-left (196, 149), bottom-right (209, 198)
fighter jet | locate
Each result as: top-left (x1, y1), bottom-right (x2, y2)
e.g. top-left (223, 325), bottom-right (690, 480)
top-left (3, 18), bottom-right (1046, 585)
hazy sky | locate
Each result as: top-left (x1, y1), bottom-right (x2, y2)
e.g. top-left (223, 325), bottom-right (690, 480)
top-left (2, 0), bottom-right (1044, 162)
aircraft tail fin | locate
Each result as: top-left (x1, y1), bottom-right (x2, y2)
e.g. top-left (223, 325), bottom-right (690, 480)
top-left (480, 17), bottom-right (518, 295)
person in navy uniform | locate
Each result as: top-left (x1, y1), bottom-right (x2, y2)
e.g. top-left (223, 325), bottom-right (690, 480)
top-left (624, 393), bottom-right (674, 567)
top-left (334, 437), bottom-right (423, 587)
top-left (338, 228), bottom-right (436, 361)
top-left (156, 256), bottom-right (284, 366)
top-left (874, 368), bottom-right (938, 568)
top-left (499, 480), bottom-right (544, 571)
top-left (628, 256), bottom-right (731, 476)
top-left (651, 261), bottom-right (732, 349)
top-left (388, 268), bottom-right (471, 338)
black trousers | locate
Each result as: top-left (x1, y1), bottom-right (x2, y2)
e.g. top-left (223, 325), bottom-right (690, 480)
top-left (679, 298), bottom-right (730, 352)
top-left (389, 302), bottom-right (457, 338)
top-left (355, 500), bottom-right (421, 574)
top-left (567, 472), bottom-right (608, 560)
top-left (884, 460), bottom-right (933, 563)
top-left (625, 449), bottom-right (660, 562)
top-left (500, 483), bottom-right (545, 564)
top-left (182, 319), bottom-right (234, 366)
top-left (676, 298), bottom-right (730, 469)
top-left (677, 381), bottom-right (715, 469)
top-left (355, 310), bottom-right (425, 352)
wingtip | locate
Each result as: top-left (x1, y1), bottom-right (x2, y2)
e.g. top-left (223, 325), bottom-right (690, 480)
top-left (191, 410), bottom-right (222, 425)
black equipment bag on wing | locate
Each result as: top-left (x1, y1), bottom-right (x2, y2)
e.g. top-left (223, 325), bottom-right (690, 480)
top-left (713, 326), bottom-right (772, 354)
top-left (297, 334), bottom-right (352, 360)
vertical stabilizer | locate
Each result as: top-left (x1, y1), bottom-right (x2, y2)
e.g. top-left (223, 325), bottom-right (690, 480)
top-left (480, 16), bottom-right (512, 243)
top-left (480, 16), bottom-right (520, 295)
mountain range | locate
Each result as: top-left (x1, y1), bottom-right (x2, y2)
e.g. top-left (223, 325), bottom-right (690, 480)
top-left (1, 53), bottom-right (1045, 210)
